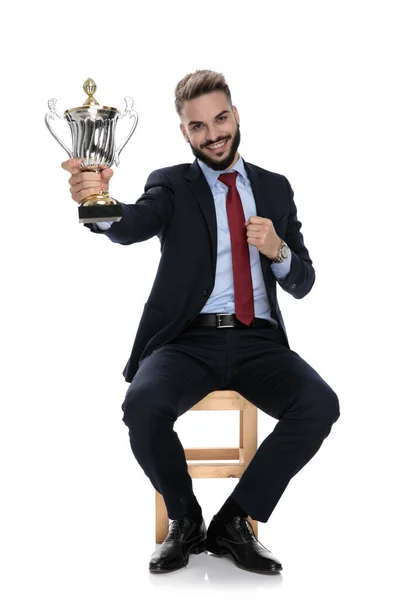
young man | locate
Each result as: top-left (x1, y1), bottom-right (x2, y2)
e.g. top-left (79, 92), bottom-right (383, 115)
top-left (62, 70), bottom-right (340, 575)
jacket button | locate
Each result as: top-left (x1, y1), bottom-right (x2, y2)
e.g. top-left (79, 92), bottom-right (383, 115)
top-left (291, 283), bottom-right (297, 289)
top-left (203, 289), bottom-right (211, 297)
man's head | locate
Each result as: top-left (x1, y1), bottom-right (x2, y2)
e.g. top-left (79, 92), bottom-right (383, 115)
top-left (175, 70), bottom-right (241, 171)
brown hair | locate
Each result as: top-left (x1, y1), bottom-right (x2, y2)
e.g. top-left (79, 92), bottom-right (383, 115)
top-left (174, 69), bottom-right (232, 115)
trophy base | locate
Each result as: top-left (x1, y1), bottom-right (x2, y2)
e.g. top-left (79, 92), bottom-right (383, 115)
top-left (78, 203), bottom-right (122, 224)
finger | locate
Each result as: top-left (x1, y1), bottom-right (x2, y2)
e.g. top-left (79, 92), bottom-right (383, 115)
top-left (70, 181), bottom-right (108, 196)
top-left (249, 216), bottom-right (267, 225)
top-left (246, 217), bottom-right (262, 226)
top-left (68, 172), bottom-right (103, 187)
top-left (71, 186), bottom-right (103, 204)
top-left (61, 158), bottom-right (83, 174)
top-left (247, 231), bottom-right (263, 239)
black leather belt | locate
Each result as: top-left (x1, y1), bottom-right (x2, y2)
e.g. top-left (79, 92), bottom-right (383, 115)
top-left (189, 313), bottom-right (278, 329)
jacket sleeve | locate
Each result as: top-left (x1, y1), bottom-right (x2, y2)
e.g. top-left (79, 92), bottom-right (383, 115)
top-left (84, 169), bottom-right (173, 245)
top-left (275, 177), bottom-right (315, 299)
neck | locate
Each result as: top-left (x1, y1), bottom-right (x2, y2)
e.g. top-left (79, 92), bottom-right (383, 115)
top-left (224, 151), bottom-right (240, 171)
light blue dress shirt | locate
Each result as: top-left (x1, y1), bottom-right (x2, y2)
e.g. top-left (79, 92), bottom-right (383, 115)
top-left (196, 155), bottom-right (291, 325)
top-left (96, 155), bottom-right (292, 325)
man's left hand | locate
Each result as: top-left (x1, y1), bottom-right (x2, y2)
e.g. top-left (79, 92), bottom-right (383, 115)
top-left (245, 216), bottom-right (281, 260)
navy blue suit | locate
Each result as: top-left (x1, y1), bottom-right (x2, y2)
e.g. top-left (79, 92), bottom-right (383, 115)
top-left (87, 159), bottom-right (315, 383)
top-left (86, 159), bottom-right (339, 522)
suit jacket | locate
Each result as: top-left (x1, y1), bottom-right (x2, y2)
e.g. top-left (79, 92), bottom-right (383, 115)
top-left (86, 159), bottom-right (315, 382)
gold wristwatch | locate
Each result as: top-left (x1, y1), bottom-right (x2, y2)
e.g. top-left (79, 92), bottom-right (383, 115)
top-left (272, 239), bottom-right (290, 263)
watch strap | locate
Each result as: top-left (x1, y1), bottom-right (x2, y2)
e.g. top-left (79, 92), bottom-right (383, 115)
top-left (272, 240), bottom-right (288, 263)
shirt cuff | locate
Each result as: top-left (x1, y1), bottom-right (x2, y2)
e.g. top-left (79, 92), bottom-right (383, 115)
top-left (94, 221), bottom-right (113, 230)
top-left (270, 248), bottom-right (292, 280)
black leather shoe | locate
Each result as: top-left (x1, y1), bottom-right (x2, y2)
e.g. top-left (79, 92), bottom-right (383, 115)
top-left (149, 516), bottom-right (207, 573)
top-left (206, 516), bottom-right (282, 574)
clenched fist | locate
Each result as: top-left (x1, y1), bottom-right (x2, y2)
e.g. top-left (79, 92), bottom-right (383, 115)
top-left (61, 158), bottom-right (114, 204)
top-left (244, 216), bottom-right (281, 260)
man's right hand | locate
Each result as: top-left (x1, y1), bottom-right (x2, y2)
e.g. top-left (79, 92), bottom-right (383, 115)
top-left (61, 159), bottom-right (114, 204)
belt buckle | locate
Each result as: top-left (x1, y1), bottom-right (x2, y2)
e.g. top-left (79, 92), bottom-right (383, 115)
top-left (216, 313), bottom-right (235, 328)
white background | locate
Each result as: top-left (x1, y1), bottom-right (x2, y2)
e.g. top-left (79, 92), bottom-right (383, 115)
top-left (1, 1), bottom-right (399, 598)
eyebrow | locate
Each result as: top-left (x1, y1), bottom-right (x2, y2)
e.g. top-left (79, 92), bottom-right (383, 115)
top-left (187, 110), bottom-right (230, 127)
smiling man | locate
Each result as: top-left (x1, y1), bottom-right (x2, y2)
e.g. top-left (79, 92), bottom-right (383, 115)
top-left (180, 90), bottom-right (241, 171)
top-left (62, 69), bottom-right (340, 575)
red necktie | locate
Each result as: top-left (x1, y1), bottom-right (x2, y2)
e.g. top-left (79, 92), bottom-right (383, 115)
top-left (218, 172), bottom-right (255, 325)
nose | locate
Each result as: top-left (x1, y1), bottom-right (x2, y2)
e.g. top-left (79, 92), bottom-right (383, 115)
top-left (207, 124), bottom-right (220, 143)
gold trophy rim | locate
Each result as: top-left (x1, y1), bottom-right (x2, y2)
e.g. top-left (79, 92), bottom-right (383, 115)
top-left (63, 104), bottom-right (119, 115)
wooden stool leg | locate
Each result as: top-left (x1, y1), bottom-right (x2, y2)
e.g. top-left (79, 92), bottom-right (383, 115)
top-left (155, 491), bottom-right (169, 544)
top-left (240, 403), bottom-right (259, 538)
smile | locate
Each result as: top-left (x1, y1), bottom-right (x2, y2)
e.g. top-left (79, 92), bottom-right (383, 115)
top-left (207, 139), bottom-right (228, 150)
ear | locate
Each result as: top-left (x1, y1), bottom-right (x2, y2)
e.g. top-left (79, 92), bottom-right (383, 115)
top-left (232, 105), bottom-right (240, 126)
top-left (180, 123), bottom-right (189, 143)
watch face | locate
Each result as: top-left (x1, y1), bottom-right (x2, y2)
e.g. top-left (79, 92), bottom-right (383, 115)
top-left (282, 244), bottom-right (289, 258)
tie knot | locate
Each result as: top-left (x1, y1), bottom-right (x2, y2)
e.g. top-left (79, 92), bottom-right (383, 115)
top-left (218, 171), bottom-right (238, 187)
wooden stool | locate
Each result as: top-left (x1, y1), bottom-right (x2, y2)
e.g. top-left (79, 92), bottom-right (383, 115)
top-left (155, 390), bottom-right (258, 543)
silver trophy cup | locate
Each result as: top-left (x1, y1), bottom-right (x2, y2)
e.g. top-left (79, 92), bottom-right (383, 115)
top-left (45, 78), bottom-right (138, 223)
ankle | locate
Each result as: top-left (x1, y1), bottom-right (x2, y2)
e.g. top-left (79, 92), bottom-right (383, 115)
top-left (214, 495), bottom-right (247, 526)
top-left (184, 495), bottom-right (203, 525)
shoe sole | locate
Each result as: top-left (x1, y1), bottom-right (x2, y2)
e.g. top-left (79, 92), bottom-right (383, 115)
top-left (149, 538), bottom-right (207, 574)
top-left (205, 540), bottom-right (282, 574)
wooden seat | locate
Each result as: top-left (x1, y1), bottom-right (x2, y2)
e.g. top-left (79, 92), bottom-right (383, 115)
top-left (155, 390), bottom-right (258, 543)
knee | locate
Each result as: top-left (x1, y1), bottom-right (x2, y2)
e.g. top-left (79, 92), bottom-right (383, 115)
top-left (313, 385), bottom-right (340, 433)
top-left (121, 382), bottom-right (175, 430)
top-left (327, 388), bottom-right (340, 423)
top-left (121, 384), bottom-right (150, 428)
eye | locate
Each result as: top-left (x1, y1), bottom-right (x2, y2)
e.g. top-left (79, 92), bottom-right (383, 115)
top-left (217, 116), bottom-right (227, 122)
top-left (193, 124), bottom-right (203, 131)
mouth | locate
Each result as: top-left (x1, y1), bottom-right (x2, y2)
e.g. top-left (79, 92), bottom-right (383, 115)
top-left (205, 138), bottom-right (229, 153)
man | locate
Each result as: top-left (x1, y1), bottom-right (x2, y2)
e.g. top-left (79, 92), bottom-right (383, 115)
top-left (62, 69), bottom-right (340, 575)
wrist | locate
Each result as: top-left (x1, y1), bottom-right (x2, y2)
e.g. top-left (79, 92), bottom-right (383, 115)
top-left (271, 239), bottom-right (289, 263)
top-left (272, 238), bottom-right (282, 260)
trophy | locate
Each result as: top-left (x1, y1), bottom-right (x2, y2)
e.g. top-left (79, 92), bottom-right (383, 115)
top-left (45, 78), bottom-right (138, 223)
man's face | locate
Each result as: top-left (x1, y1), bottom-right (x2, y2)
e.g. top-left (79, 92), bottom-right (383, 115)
top-left (179, 91), bottom-right (241, 171)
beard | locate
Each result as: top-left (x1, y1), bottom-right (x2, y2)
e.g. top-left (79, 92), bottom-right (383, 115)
top-left (188, 123), bottom-right (241, 171)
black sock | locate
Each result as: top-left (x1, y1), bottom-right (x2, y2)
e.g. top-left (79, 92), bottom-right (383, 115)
top-left (214, 495), bottom-right (247, 526)
top-left (184, 495), bottom-right (203, 525)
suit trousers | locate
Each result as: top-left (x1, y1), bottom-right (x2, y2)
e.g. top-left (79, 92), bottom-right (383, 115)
top-left (121, 323), bottom-right (340, 523)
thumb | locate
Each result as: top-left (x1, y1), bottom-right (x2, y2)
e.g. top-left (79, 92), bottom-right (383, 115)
top-left (101, 168), bottom-right (114, 181)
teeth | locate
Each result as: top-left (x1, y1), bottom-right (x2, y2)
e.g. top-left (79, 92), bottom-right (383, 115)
top-left (209, 140), bottom-right (226, 149)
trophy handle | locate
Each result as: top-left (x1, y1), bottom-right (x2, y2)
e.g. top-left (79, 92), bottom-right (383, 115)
top-left (114, 97), bottom-right (139, 167)
top-left (45, 98), bottom-right (73, 158)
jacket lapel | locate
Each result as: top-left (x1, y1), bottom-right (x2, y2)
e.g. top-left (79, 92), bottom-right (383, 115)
top-left (184, 161), bottom-right (218, 273)
top-left (243, 159), bottom-right (279, 222)
top-left (243, 159), bottom-right (282, 288)
top-left (183, 158), bottom-right (280, 277)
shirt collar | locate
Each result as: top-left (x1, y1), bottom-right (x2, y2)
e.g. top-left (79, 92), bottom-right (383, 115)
top-left (197, 154), bottom-right (248, 190)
